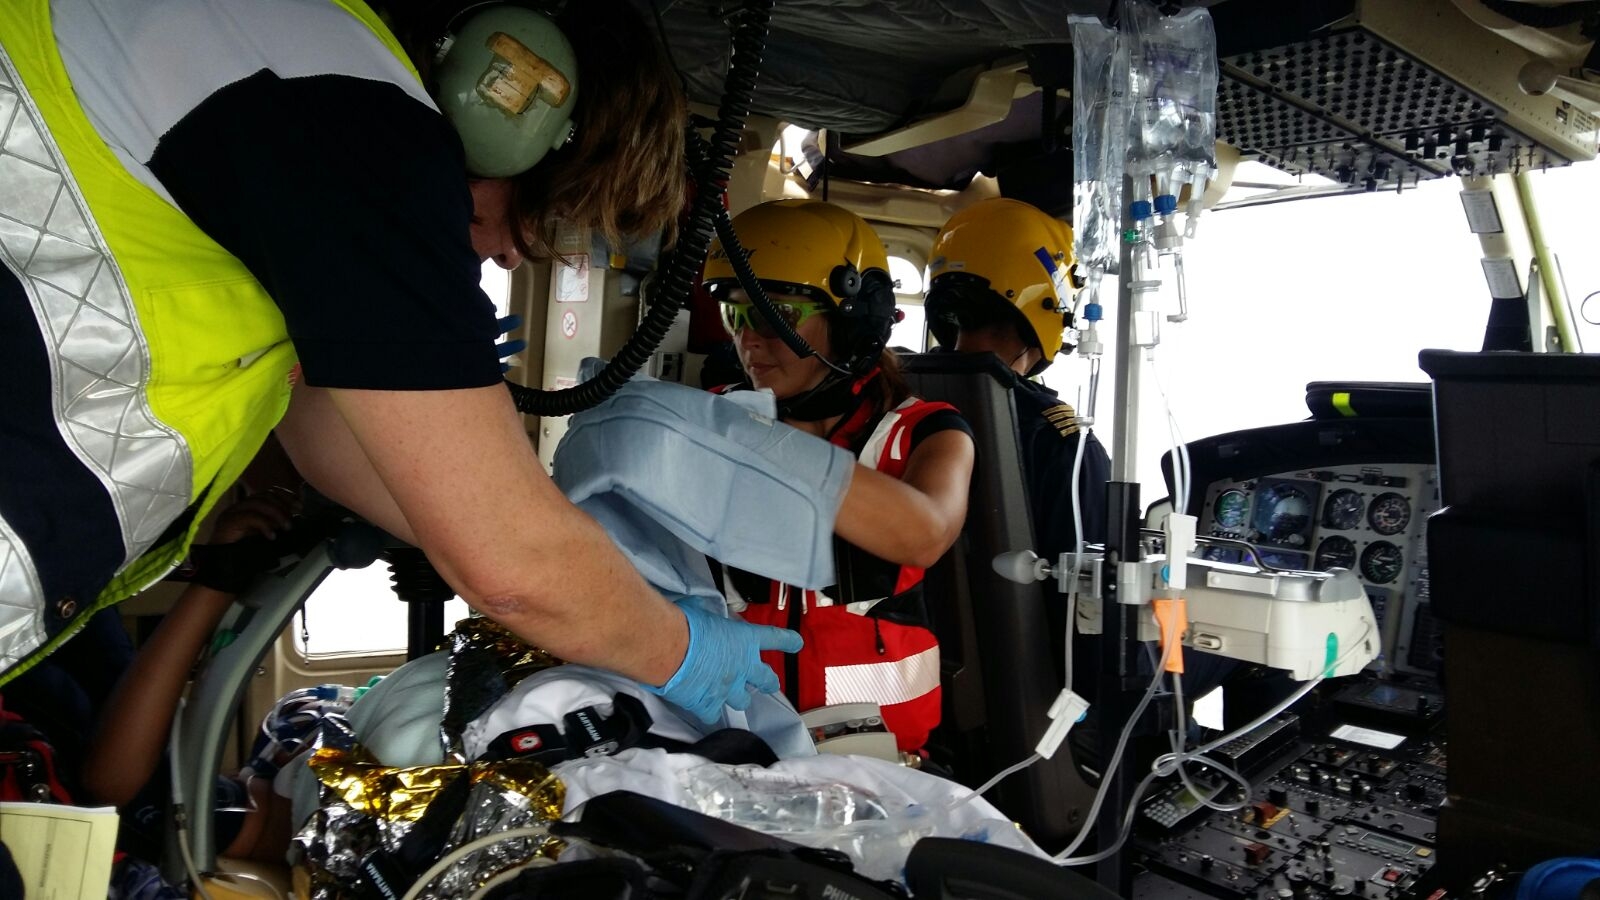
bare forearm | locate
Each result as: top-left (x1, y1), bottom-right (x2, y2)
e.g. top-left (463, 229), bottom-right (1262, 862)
top-left (328, 384), bottom-right (690, 685)
top-left (83, 586), bottom-right (233, 806)
top-left (835, 466), bottom-right (958, 567)
top-left (440, 523), bottom-right (690, 685)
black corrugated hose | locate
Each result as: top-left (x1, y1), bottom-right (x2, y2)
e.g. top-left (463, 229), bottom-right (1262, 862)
top-left (385, 545), bottom-right (453, 658)
top-left (508, 0), bottom-right (776, 417)
top-left (385, 546), bottom-right (453, 603)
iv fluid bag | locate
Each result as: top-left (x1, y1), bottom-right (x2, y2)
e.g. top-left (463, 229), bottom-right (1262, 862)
top-left (1070, 14), bottom-right (1131, 284)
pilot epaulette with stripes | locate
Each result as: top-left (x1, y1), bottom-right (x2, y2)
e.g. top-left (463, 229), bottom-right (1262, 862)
top-left (1043, 402), bottom-right (1080, 438)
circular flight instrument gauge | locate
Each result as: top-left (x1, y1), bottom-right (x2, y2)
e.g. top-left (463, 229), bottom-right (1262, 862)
top-left (1315, 535), bottom-right (1358, 571)
top-left (1260, 483), bottom-right (1314, 545)
top-left (1321, 489), bottom-right (1364, 531)
top-left (1213, 490), bottom-right (1249, 530)
top-left (1366, 492), bottom-right (1412, 536)
top-left (1360, 541), bottom-right (1404, 584)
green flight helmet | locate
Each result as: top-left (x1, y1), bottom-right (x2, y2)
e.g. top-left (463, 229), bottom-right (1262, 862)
top-left (432, 5), bottom-right (579, 177)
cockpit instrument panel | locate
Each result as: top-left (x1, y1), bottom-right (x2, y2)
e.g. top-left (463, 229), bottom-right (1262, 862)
top-left (1196, 465), bottom-right (1440, 674)
top-left (1251, 479), bottom-right (1322, 552)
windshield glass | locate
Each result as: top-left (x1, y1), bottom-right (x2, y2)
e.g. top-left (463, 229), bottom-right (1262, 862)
top-left (1041, 168), bottom-right (1495, 500)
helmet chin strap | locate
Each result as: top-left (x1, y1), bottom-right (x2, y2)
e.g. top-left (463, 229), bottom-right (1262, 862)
top-left (777, 367), bottom-right (880, 422)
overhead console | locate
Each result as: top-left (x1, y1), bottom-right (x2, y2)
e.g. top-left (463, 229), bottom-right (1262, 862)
top-left (1212, 0), bottom-right (1599, 189)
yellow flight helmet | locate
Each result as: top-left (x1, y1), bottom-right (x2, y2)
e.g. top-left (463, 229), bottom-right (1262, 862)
top-left (925, 197), bottom-right (1076, 373)
top-left (703, 199), bottom-right (898, 372)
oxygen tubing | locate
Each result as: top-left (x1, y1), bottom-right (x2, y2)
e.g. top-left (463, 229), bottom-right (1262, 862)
top-left (509, 0), bottom-right (775, 416)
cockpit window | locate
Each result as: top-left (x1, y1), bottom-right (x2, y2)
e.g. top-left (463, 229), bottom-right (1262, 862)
top-left (482, 259), bottom-right (511, 318)
top-left (295, 566), bottom-right (470, 658)
top-left (889, 254), bottom-right (928, 352)
top-left (1040, 172), bottom-right (1488, 499)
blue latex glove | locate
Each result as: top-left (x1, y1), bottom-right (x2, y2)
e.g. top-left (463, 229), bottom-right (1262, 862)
top-left (647, 602), bottom-right (803, 725)
top-left (496, 314), bottom-right (527, 373)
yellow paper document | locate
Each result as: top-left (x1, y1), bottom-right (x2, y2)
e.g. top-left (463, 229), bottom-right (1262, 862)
top-left (0, 802), bottom-right (119, 900)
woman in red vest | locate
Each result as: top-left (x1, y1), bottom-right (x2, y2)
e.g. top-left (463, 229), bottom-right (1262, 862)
top-left (702, 200), bottom-right (975, 754)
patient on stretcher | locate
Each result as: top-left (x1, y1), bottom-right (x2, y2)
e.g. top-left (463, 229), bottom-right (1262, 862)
top-left (214, 377), bottom-right (1046, 891)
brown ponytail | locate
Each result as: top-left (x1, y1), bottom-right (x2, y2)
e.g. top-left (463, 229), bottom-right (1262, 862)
top-left (512, 0), bottom-right (687, 258)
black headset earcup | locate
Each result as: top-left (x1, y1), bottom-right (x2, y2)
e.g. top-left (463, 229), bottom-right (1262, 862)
top-left (842, 269), bottom-right (898, 368)
top-left (858, 269), bottom-right (896, 320)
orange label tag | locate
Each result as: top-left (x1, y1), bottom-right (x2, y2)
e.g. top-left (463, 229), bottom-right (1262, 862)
top-left (478, 32), bottom-right (571, 116)
top-left (1152, 597), bottom-right (1187, 675)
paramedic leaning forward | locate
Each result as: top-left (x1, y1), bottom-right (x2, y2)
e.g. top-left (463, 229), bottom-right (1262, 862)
top-left (703, 200), bottom-right (976, 753)
top-left (0, 0), bottom-right (799, 722)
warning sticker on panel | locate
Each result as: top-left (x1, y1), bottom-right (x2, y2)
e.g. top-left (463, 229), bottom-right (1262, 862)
top-left (1459, 189), bottom-right (1502, 234)
top-left (1330, 723), bottom-right (1406, 750)
top-left (555, 254), bottom-right (590, 303)
top-left (1481, 257), bottom-right (1522, 300)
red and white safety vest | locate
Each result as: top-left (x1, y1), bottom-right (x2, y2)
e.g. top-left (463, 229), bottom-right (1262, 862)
top-left (733, 395), bottom-right (957, 753)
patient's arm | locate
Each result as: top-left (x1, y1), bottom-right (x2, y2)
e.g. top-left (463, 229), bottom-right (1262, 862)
top-left (82, 493), bottom-right (298, 806)
top-left (221, 776), bottom-right (296, 863)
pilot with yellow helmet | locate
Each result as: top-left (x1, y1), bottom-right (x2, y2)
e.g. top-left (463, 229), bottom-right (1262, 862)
top-left (926, 197), bottom-right (1112, 689)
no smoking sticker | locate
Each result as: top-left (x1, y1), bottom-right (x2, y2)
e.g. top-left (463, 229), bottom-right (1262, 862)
top-left (561, 310), bottom-right (578, 339)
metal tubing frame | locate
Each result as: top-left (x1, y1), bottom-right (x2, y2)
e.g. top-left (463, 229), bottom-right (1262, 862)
top-left (165, 546), bottom-right (335, 880)
top-left (1512, 171), bottom-right (1581, 352)
top-left (1090, 177), bottom-right (1148, 895)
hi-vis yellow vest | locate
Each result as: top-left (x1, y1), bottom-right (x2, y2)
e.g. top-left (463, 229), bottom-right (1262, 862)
top-left (0, 0), bottom-right (418, 683)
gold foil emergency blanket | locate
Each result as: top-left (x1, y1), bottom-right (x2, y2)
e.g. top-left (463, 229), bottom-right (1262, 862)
top-left (417, 772), bottom-right (568, 900)
top-left (296, 801), bottom-right (378, 899)
top-left (292, 713), bottom-right (371, 899)
top-left (300, 737), bottom-right (565, 899)
top-left (308, 750), bottom-right (564, 824)
top-left (452, 615), bottom-right (564, 683)
top-left (297, 621), bottom-right (565, 898)
top-left (441, 615), bottom-right (563, 761)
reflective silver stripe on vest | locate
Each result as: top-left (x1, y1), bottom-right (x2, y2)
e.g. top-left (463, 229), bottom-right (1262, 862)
top-left (0, 47), bottom-right (193, 662)
top-left (856, 397), bottom-right (919, 473)
top-left (824, 645), bottom-right (941, 708)
top-left (0, 515), bottom-right (47, 665)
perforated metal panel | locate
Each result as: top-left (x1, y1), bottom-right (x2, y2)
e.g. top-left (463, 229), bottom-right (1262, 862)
top-left (1219, 26), bottom-right (1571, 189)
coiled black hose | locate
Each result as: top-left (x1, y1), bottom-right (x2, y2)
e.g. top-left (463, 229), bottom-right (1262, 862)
top-left (508, 0), bottom-right (775, 416)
